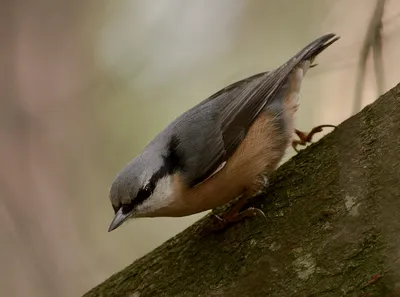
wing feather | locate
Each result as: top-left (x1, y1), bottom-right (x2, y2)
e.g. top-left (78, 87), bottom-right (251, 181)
top-left (177, 34), bottom-right (339, 187)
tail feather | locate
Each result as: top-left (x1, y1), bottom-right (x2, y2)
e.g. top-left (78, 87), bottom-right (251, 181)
top-left (290, 33), bottom-right (340, 67)
top-left (266, 33), bottom-right (339, 94)
top-left (253, 33), bottom-right (339, 114)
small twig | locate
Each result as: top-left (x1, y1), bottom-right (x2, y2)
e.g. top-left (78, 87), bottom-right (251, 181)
top-left (352, 0), bottom-right (386, 114)
top-left (372, 22), bottom-right (385, 96)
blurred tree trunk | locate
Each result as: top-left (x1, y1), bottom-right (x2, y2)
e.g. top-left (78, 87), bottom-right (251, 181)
top-left (83, 83), bottom-right (400, 297)
top-left (0, 1), bottom-right (97, 296)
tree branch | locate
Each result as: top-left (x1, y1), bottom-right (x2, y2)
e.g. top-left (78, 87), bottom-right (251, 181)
top-left (84, 83), bottom-right (400, 297)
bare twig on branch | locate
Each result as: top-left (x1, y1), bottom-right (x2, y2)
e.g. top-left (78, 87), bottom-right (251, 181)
top-left (353, 0), bottom-right (386, 114)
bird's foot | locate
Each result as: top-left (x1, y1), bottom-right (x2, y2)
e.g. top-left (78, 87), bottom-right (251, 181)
top-left (208, 207), bottom-right (266, 232)
top-left (292, 124), bottom-right (336, 152)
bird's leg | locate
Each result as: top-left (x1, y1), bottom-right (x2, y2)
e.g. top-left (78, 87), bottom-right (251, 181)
top-left (209, 176), bottom-right (268, 231)
top-left (292, 124), bottom-right (336, 152)
top-left (210, 195), bottom-right (266, 231)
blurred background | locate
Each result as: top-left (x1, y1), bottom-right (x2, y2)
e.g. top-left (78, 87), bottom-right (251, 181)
top-left (1, 0), bottom-right (400, 296)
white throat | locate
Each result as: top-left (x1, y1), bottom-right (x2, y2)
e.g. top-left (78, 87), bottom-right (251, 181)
top-left (135, 175), bottom-right (175, 216)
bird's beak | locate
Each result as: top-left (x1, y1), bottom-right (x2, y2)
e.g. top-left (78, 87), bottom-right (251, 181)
top-left (108, 207), bottom-right (130, 232)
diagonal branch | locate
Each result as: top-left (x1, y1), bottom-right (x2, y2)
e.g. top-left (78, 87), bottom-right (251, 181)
top-left (83, 82), bottom-right (400, 297)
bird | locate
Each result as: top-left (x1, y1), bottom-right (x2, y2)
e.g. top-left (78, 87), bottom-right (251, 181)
top-left (107, 33), bottom-right (340, 232)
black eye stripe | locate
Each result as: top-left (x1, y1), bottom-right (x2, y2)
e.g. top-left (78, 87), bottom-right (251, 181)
top-left (136, 186), bottom-right (152, 202)
top-left (147, 134), bottom-right (185, 187)
top-left (120, 135), bottom-right (184, 215)
top-left (113, 204), bottom-right (120, 214)
top-left (121, 203), bottom-right (134, 214)
top-left (121, 185), bottom-right (153, 215)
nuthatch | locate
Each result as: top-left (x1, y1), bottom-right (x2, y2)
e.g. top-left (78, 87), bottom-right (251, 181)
top-left (108, 33), bottom-right (339, 232)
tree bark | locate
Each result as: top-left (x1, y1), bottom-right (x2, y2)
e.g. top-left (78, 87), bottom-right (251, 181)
top-left (83, 83), bottom-right (400, 297)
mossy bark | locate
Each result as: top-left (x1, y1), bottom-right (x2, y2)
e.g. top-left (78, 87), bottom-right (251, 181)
top-left (83, 84), bottom-right (400, 297)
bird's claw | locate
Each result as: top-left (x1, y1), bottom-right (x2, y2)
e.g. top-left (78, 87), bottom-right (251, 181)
top-left (292, 124), bottom-right (336, 152)
top-left (207, 207), bottom-right (266, 232)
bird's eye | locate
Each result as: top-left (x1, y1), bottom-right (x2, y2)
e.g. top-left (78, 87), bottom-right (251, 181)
top-left (135, 185), bottom-right (152, 204)
top-left (123, 184), bottom-right (153, 214)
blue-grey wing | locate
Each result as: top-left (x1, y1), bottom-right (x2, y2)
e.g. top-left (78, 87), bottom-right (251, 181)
top-left (174, 34), bottom-right (338, 187)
